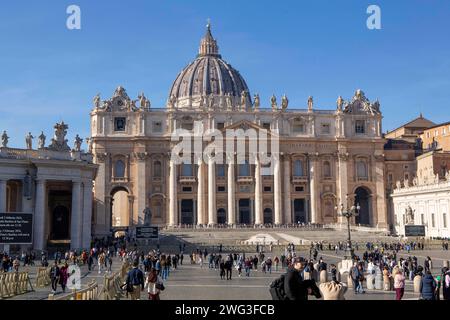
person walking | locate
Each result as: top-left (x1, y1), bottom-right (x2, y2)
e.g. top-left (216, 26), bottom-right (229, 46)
top-left (59, 262), bottom-right (69, 293)
top-left (393, 268), bottom-right (406, 300)
top-left (443, 267), bottom-right (450, 300)
top-left (225, 257), bottom-right (233, 280)
top-left (49, 261), bottom-right (60, 294)
top-left (145, 269), bottom-right (164, 300)
top-left (126, 260), bottom-right (145, 300)
top-left (350, 263), bottom-right (362, 294)
top-left (420, 270), bottom-right (437, 300)
top-left (219, 259), bottom-right (225, 280)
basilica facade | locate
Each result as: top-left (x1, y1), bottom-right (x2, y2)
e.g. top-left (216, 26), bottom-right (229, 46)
top-left (90, 24), bottom-right (388, 237)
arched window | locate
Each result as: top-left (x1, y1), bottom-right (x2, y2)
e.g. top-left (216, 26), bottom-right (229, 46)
top-left (293, 160), bottom-right (304, 177)
top-left (323, 161), bottom-right (331, 178)
top-left (115, 160), bottom-right (125, 178)
top-left (239, 160), bottom-right (250, 176)
top-left (217, 164), bottom-right (225, 177)
top-left (182, 163), bottom-right (193, 176)
top-left (154, 161), bottom-right (162, 177)
top-left (357, 161), bottom-right (367, 179)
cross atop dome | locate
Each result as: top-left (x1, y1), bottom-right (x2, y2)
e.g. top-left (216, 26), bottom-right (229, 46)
top-left (199, 19), bottom-right (220, 57)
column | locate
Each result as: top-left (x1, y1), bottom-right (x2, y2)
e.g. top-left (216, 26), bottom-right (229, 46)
top-left (273, 154), bottom-right (282, 225)
top-left (207, 156), bottom-right (217, 226)
top-left (337, 151), bottom-right (349, 225)
top-left (168, 158), bottom-right (178, 226)
top-left (70, 180), bottom-right (82, 250)
top-left (0, 179), bottom-right (6, 212)
top-left (309, 154), bottom-right (318, 224)
top-left (254, 154), bottom-right (263, 225)
top-left (33, 179), bottom-right (46, 251)
top-left (227, 153), bottom-right (236, 225)
top-left (82, 181), bottom-right (93, 249)
top-left (135, 153), bottom-right (147, 225)
top-left (375, 156), bottom-right (387, 229)
top-left (197, 158), bottom-right (205, 225)
top-left (104, 196), bottom-right (112, 233)
top-left (128, 196), bottom-right (134, 227)
top-left (283, 156), bottom-right (292, 224)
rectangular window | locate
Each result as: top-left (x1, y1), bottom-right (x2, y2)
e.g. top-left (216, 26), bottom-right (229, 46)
top-left (182, 186), bottom-right (192, 192)
top-left (264, 186), bottom-right (272, 192)
top-left (263, 123), bottom-right (271, 130)
top-left (293, 123), bottom-right (305, 133)
top-left (444, 213), bottom-right (447, 228)
top-left (388, 173), bottom-right (393, 184)
top-left (355, 120), bottom-right (365, 134)
top-left (321, 123), bottom-right (330, 134)
top-left (435, 130), bottom-right (439, 137)
top-left (152, 121), bottom-right (162, 133)
top-left (432, 213), bottom-right (435, 228)
top-left (217, 122), bottom-right (225, 130)
top-left (443, 128), bottom-right (447, 135)
top-left (421, 214), bottom-right (424, 225)
top-left (218, 186), bottom-right (226, 192)
top-left (114, 117), bottom-right (126, 131)
top-left (295, 186), bottom-right (304, 192)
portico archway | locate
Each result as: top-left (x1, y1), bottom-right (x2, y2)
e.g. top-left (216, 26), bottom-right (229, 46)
top-left (111, 186), bottom-right (130, 227)
top-left (354, 186), bottom-right (371, 226)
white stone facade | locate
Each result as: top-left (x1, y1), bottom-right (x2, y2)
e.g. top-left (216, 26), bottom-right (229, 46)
top-left (0, 123), bottom-right (97, 251)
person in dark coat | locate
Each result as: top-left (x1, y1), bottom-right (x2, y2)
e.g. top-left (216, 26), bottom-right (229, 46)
top-left (284, 257), bottom-right (308, 300)
top-left (420, 270), bottom-right (437, 300)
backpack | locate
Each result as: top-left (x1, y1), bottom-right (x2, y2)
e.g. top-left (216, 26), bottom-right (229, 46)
top-left (269, 274), bottom-right (287, 300)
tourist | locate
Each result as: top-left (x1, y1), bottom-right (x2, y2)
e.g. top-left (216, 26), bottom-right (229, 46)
top-left (383, 266), bottom-right (391, 291)
top-left (266, 257), bottom-right (273, 274)
top-left (50, 261), bottom-right (60, 294)
top-left (393, 267), bottom-right (405, 300)
top-left (219, 259), bottom-right (225, 280)
top-left (59, 262), bottom-right (69, 293)
top-left (284, 257), bottom-right (307, 300)
top-left (420, 270), bottom-right (437, 300)
top-left (125, 260), bottom-right (144, 300)
top-left (244, 258), bottom-right (251, 277)
top-left (13, 257), bottom-right (20, 272)
top-left (225, 256), bottom-right (233, 280)
top-left (330, 264), bottom-right (338, 282)
top-left (350, 262), bottom-right (362, 294)
top-left (443, 267), bottom-right (450, 300)
top-left (145, 268), bottom-right (164, 300)
top-left (274, 256), bottom-right (279, 272)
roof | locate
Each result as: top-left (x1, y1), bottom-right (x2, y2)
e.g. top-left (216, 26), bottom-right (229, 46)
top-left (386, 115), bottom-right (436, 134)
top-left (423, 121), bottom-right (450, 131)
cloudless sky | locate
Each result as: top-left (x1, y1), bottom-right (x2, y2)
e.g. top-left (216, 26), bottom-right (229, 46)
top-left (1, 0), bottom-right (449, 147)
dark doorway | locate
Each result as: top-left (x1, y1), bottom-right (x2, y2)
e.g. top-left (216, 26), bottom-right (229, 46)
top-left (181, 199), bottom-right (194, 225)
top-left (51, 205), bottom-right (70, 240)
top-left (355, 187), bottom-right (371, 226)
top-left (239, 199), bottom-right (251, 224)
top-left (217, 208), bottom-right (226, 224)
top-left (294, 199), bottom-right (307, 223)
top-left (263, 208), bottom-right (273, 224)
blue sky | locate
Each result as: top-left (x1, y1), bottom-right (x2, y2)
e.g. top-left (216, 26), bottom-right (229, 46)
top-left (1, 0), bottom-right (449, 147)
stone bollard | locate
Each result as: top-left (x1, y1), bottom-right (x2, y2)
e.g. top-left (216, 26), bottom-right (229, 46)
top-left (366, 274), bottom-right (375, 290)
top-left (346, 273), bottom-right (353, 289)
top-left (374, 270), bottom-right (383, 290)
top-left (320, 270), bottom-right (328, 283)
top-left (413, 275), bottom-right (422, 293)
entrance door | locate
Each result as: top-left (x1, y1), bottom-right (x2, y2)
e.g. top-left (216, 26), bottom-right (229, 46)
top-left (51, 205), bottom-right (70, 240)
top-left (217, 208), bottom-right (226, 224)
top-left (293, 199), bottom-right (307, 223)
top-left (239, 199), bottom-right (251, 224)
top-left (355, 187), bottom-right (371, 225)
top-left (264, 208), bottom-right (273, 224)
top-left (180, 199), bottom-right (194, 225)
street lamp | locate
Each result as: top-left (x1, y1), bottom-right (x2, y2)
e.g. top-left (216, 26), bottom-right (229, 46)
top-left (335, 194), bottom-right (360, 260)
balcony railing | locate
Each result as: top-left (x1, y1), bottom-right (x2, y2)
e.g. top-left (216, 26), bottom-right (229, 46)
top-left (237, 176), bottom-right (253, 183)
top-left (292, 176), bottom-right (308, 183)
top-left (112, 177), bottom-right (128, 183)
top-left (179, 176), bottom-right (196, 184)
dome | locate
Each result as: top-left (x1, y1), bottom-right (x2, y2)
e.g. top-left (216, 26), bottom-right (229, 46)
top-left (168, 22), bottom-right (251, 110)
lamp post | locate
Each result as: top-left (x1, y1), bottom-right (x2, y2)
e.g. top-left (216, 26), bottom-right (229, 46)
top-left (335, 194), bottom-right (360, 260)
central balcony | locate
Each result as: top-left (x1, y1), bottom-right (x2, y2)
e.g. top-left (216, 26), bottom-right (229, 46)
top-left (179, 176), bottom-right (196, 184)
top-left (237, 176), bottom-right (253, 183)
top-left (292, 175), bottom-right (308, 184)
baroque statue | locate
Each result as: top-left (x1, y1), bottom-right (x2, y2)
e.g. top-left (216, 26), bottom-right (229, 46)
top-left (396, 180), bottom-right (402, 190)
top-left (86, 137), bottom-right (93, 153)
top-left (253, 94), bottom-right (260, 110)
top-left (73, 134), bottom-right (83, 152)
top-left (143, 207), bottom-right (152, 226)
top-left (337, 96), bottom-right (344, 111)
top-left (38, 131), bottom-right (46, 149)
top-left (308, 96), bottom-right (314, 111)
top-left (446, 170), bottom-right (450, 182)
top-left (25, 132), bottom-right (34, 150)
top-left (240, 90), bottom-right (247, 110)
top-left (23, 170), bottom-right (32, 200)
top-left (405, 205), bottom-right (415, 225)
top-left (404, 178), bottom-right (410, 188)
top-left (281, 94), bottom-right (289, 110)
top-left (226, 93), bottom-right (233, 111)
top-left (48, 121), bottom-right (70, 152)
top-left (93, 94), bottom-right (101, 109)
top-left (270, 95), bottom-right (277, 111)
top-left (1, 131), bottom-right (9, 148)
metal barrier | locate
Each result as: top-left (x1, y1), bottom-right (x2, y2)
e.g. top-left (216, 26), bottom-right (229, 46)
top-left (0, 271), bottom-right (31, 299)
top-left (48, 280), bottom-right (98, 300)
top-left (35, 267), bottom-right (51, 288)
top-left (102, 261), bottom-right (130, 300)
